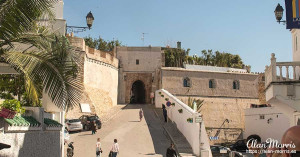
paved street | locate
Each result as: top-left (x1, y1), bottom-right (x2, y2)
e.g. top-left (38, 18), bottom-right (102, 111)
top-left (67, 104), bottom-right (171, 157)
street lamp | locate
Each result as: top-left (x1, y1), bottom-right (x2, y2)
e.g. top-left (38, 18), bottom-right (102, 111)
top-left (66, 11), bottom-right (94, 34)
top-left (274, 3), bottom-right (286, 24)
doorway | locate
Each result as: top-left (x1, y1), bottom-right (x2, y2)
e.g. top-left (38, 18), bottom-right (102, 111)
top-left (130, 80), bottom-right (145, 104)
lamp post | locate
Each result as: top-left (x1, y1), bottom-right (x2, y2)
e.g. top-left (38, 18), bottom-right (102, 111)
top-left (274, 3), bottom-right (286, 24)
top-left (66, 11), bottom-right (94, 34)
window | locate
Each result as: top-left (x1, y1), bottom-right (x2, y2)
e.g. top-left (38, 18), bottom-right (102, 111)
top-left (233, 80), bottom-right (240, 90)
top-left (136, 59), bottom-right (139, 65)
top-left (183, 77), bottom-right (191, 87)
top-left (209, 79), bottom-right (215, 88)
top-left (259, 115), bottom-right (265, 120)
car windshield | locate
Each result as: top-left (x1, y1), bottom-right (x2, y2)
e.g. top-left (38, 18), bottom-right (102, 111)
top-left (69, 119), bottom-right (80, 123)
top-left (89, 116), bottom-right (99, 121)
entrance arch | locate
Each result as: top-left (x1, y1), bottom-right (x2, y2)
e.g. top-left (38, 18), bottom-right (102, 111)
top-left (130, 80), bottom-right (146, 104)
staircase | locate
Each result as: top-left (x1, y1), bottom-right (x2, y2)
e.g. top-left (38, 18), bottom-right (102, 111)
top-left (153, 108), bottom-right (196, 157)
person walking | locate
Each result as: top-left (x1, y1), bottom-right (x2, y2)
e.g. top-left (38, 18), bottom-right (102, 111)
top-left (96, 138), bottom-right (102, 157)
top-left (110, 139), bottom-right (119, 157)
top-left (166, 143), bottom-right (177, 157)
top-left (139, 108), bottom-right (144, 122)
top-left (91, 120), bottom-right (97, 135)
top-left (162, 105), bottom-right (168, 122)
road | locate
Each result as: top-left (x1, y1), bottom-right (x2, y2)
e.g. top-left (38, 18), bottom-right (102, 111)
top-left (67, 104), bottom-right (171, 157)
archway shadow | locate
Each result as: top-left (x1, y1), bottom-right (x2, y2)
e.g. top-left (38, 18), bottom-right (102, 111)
top-left (130, 80), bottom-right (146, 104)
top-left (122, 104), bottom-right (171, 156)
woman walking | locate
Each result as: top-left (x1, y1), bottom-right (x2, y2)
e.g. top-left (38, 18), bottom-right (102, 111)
top-left (110, 139), bottom-right (119, 157)
top-left (96, 138), bottom-right (102, 157)
top-left (139, 108), bottom-right (144, 122)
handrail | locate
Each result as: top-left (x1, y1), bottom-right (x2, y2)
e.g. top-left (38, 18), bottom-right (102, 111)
top-left (161, 89), bottom-right (196, 115)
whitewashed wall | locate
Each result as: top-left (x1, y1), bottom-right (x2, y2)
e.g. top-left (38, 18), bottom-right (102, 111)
top-left (155, 89), bottom-right (212, 157)
top-left (244, 107), bottom-right (290, 142)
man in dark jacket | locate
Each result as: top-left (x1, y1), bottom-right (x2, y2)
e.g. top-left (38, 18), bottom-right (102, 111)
top-left (166, 143), bottom-right (177, 157)
top-left (162, 105), bottom-right (168, 122)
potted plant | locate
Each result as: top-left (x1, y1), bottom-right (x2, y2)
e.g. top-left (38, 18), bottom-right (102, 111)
top-left (187, 118), bottom-right (193, 123)
top-left (159, 92), bottom-right (162, 95)
top-left (165, 98), bottom-right (169, 101)
top-left (178, 109), bottom-right (183, 113)
top-left (171, 103), bottom-right (175, 106)
top-left (161, 95), bottom-right (164, 97)
top-left (0, 99), bottom-right (25, 119)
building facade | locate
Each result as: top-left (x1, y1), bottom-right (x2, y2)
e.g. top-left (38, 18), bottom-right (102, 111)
top-left (160, 66), bottom-right (260, 144)
top-left (116, 46), bottom-right (164, 104)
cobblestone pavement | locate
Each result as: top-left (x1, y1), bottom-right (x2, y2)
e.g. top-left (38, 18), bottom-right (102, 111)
top-left (153, 108), bottom-right (195, 157)
top-left (65, 104), bottom-right (171, 157)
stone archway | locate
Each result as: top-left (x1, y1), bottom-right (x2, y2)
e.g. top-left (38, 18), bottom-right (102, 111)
top-left (130, 80), bottom-right (145, 104)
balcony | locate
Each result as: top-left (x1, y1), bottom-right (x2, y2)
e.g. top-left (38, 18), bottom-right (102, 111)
top-left (264, 53), bottom-right (300, 121)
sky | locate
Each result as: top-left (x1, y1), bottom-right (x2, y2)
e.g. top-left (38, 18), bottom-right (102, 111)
top-left (64, 0), bottom-right (291, 72)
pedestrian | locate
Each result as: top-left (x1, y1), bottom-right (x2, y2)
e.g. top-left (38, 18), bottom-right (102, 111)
top-left (163, 105), bottom-right (168, 122)
top-left (139, 108), bottom-right (144, 122)
top-left (91, 120), bottom-right (97, 135)
top-left (166, 143), bottom-right (177, 157)
top-left (110, 139), bottom-right (119, 157)
top-left (96, 138), bottom-right (102, 157)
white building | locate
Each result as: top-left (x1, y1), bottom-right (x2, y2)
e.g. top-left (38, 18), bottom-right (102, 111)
top-left (244, 106), bottom-right (290, 142)
top-left (265, 29), bottom-right (300, 127)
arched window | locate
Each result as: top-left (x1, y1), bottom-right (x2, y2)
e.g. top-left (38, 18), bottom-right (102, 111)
top-left (233, 80), bottom-right (240, 90)
top-left (183, 77), bottom-right (191, 87)
top-left (209, 79), bottom-right (215, 88)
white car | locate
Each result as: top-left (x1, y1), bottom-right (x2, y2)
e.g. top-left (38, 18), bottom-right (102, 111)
top-left (65, 119), bottom-right (83, 132)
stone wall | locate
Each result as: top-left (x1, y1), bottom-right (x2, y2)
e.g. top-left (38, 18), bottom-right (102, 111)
top-left (161, 68), bottom-right (259, 98)
top-left (0, 131), bottom-right (61, 157)
top-left (177, 96), bottom-right (259, 144)
top-left (65, 36), bottom-right (119, 118)
top-left (161, 68), bottom-right (260, 144)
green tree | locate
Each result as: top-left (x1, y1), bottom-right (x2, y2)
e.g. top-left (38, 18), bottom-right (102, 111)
top-left (0, 0), bottom-right (83, 110)
top-left (164, 48), bottom-right (190, 67)
top-left (84, 36), bottom-right (122, 52)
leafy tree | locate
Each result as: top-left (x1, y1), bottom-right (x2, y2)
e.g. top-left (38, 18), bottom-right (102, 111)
top-left (0, 0), bottom-right (83, 110)
top-left (164, 48), bottom-right (190, 67)
top-left (84, 36), bottom-right (122, 52)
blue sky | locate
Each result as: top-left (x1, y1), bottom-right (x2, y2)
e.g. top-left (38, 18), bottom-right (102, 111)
top-left (64, 0), bottom-right (291, 72)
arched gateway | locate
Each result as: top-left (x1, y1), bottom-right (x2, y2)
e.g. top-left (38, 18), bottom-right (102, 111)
top-left (130, 80), bottom-right (146, 104)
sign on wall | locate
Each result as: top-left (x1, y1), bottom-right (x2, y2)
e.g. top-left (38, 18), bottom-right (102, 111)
top-left (285, 0), bottom-right (300, 29)
top-left (80, 103), bottom-right (91, 113)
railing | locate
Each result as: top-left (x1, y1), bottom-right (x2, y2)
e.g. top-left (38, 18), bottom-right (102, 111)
top-left (155, 89), bottom-right (212, 157)
top-left (265, 53), bottom-right (300, 88)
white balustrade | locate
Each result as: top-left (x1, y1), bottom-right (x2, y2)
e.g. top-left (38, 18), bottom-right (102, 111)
top-left (265, 53), bottom-right (300, 88)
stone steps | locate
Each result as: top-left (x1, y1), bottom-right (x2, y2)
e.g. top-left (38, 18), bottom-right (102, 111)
top-left (153, 108), bottom-right (196, 157)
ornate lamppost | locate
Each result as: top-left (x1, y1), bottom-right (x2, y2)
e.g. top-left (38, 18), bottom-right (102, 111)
top-left (274, 3), bottom-right (286, 24)
top-left (66, 11), bottom-right (94, 34)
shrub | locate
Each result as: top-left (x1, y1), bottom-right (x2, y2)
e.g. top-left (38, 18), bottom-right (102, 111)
top-left (178, 109), bottom-right (183, 113)
top-left (0, 99), bottom-right (25, 114)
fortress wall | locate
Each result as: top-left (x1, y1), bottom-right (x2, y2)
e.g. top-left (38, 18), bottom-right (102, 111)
top-left (66, 36), bottom-right (119, 118)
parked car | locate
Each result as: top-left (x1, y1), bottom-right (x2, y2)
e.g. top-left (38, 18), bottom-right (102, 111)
top-left (230, 139), bottom-right (248, 152)
top-left (210, 145), bottom-right (231, 157)
top-left (65, 119), bottom-right (83, 132)
top-left (64, 129), bottom-right (70, 145)
top-left (79, 115), bottom-right (102, 130)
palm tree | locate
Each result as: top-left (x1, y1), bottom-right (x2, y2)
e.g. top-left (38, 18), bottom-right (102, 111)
top-left (0, 0), bottom-right (83, 110)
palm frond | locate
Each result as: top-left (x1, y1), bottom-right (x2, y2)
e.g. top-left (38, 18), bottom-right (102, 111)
top-left (0, 0), bottom-right (56, 46)
top-left (3, 35), bottom-right (83, 110)
top-left (24, 75), bottom-right (41, 106)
